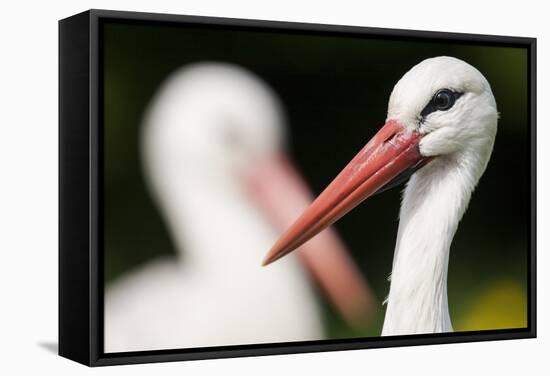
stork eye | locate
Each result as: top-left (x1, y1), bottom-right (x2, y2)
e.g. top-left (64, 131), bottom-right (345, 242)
top-left (433, 90), bottom-right (454, 110)
top-left (420, 89), bottom-right (463, 120)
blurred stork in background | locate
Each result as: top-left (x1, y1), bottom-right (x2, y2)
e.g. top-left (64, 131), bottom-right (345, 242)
top-left (263, 56), bottom-right (498, 336)
top-left (105, 63), bottom-right (375, 352)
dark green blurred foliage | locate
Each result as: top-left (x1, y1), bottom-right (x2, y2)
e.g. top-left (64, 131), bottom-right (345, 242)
top-left (103, 21), bottom-right (529, 338)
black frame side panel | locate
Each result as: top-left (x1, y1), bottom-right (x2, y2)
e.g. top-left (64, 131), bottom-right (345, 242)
top-left (59, 10), bottom-right (92, 366)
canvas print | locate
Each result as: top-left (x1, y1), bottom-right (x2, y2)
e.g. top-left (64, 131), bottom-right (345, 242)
top-left (102, 20), bottom-right (529, 353)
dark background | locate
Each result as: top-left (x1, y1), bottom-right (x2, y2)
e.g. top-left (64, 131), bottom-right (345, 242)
top-left (103, 21), bottom-right (529, 338)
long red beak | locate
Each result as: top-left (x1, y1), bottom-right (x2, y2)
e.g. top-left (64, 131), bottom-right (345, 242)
top-left (262, 120), bottom-right (426, 266)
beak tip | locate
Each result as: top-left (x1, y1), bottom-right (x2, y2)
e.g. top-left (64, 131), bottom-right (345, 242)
top-left (262, 244), bottom-right (288, 266)
top-left (261, 251), bottom-right (277, 267)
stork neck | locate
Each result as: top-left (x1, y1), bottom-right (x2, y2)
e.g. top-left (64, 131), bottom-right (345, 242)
top-left (148, 168), bottom-right (276, 272)
top-left (382, 155), bottom-right (477, 335)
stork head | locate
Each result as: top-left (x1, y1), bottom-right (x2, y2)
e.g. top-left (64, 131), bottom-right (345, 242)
top-left (143, 63), bottom-right (285, 185)
top-left (389, 56), bottom-right (498, 158)
top-left (263, 56), bottom-right (498, 265)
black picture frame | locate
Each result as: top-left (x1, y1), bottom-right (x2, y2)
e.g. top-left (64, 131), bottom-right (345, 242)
top-left (59, 9), bottom-right (537, 367)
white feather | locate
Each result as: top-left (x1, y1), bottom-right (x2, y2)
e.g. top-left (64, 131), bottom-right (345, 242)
top-left (104, 63), bottom-right (323, 352)
top-left (382, 57), bottom-right (498, 335)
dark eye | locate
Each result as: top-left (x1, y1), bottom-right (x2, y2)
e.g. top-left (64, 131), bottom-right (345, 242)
top-left (420, 89), bottom-right (463, 120)
top-left (433, 89), bottom-right (454, 110)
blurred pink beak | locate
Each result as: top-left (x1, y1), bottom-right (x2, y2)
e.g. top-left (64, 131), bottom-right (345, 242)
top-left (261, 120), bottom-right (427, 274)
top-left (246, 153), bottom-right (377, 326)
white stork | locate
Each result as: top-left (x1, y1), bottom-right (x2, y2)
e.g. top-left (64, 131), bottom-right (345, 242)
top-left (263, 56), bottom-right (498, 336)
top-left (104, 63), bottom-right (375, 352)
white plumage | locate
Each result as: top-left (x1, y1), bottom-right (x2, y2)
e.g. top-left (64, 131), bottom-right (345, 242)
top-left (262, 56), bottom-right (498, 337)
top-left (104, 64), bottom-right (322, 352)
top-left (382, 57), bottom-right (498, 335)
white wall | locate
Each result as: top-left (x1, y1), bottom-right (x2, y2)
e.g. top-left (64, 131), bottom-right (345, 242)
top-left (0, 0), bottom-right (547, 374)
